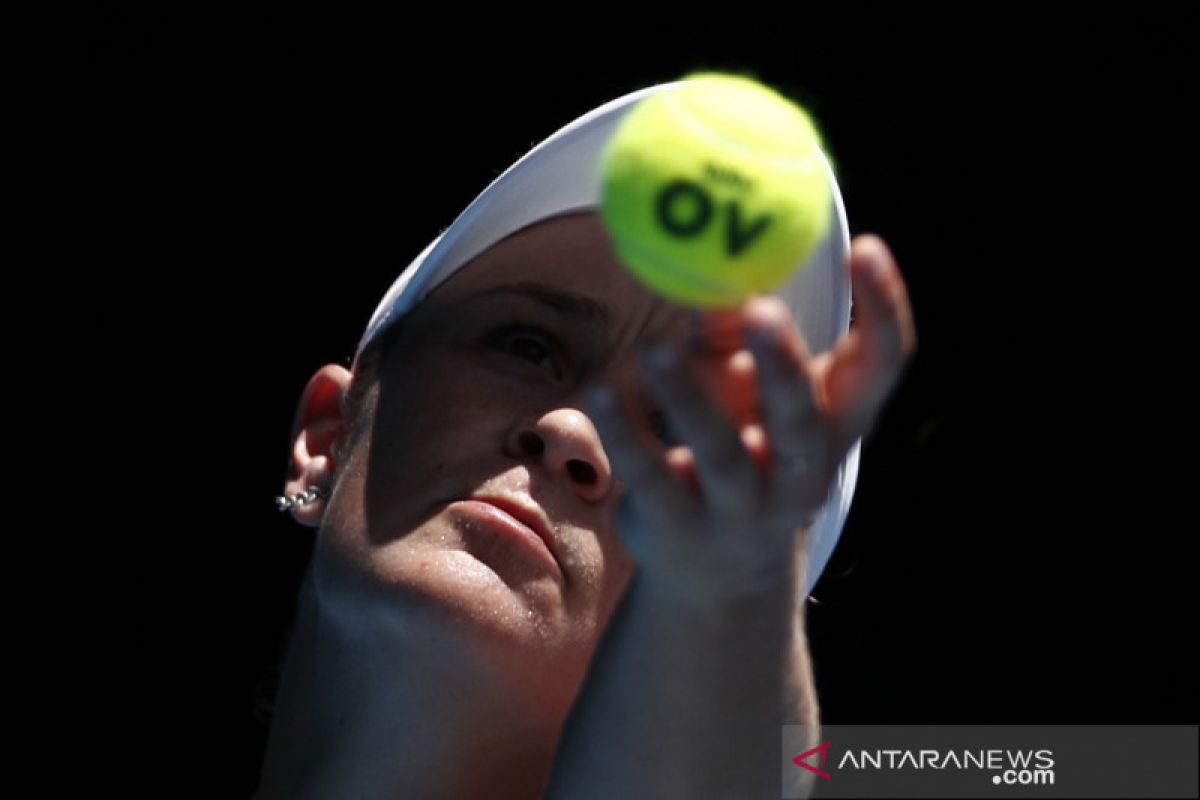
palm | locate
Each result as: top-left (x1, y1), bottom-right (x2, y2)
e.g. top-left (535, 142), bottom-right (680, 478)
top-left (586, 234), bottom-right (916, 595)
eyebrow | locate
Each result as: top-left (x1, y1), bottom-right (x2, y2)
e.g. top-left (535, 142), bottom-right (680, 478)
top-left (472, 282), bottom-right (614, 330)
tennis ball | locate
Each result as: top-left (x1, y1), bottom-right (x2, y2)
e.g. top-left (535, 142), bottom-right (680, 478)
top-left (599, 72), bottom-right (833, 308)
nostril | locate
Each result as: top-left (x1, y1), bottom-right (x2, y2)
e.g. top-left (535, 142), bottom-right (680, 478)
top-left (567, 459), bottom-right (597, 484)
top-left (518, 431), bottom-right (545, 456)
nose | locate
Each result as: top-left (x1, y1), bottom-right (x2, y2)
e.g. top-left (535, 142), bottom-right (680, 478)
top-left (504, 407), bottom-right (613, 503)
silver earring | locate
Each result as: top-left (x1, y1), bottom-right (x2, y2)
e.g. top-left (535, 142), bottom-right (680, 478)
top-left (275, 485), bottom-right (330, 512)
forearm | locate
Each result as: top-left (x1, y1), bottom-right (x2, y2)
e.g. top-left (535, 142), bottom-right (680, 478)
top-left (545, 563), bottom-right (816, 799)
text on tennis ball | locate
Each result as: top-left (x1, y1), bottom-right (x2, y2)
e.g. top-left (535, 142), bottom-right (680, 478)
top-left (655, 162), bottom-right (772, 258)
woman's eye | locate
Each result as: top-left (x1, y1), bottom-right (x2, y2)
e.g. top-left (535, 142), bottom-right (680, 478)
top-left (489, 326), bottom-right (563, 378)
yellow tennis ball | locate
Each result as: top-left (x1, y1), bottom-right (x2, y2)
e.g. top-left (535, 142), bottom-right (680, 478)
top-left (600, 72), bottom-right (833, 308)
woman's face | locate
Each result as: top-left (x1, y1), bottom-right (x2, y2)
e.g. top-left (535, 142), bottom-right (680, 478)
top-left (313, 211), bottom-right (693, 715)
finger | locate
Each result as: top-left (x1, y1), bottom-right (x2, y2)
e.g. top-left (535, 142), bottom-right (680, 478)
top-left (688, 303), bottom-right (767, 427)
top-left (671, 422), bottom-right (770, 482)
top-left (823, 235), bottom-right (918, 452)
top-left (694, 347), bottom-right (762, 430)
top-left (849, 235), bottom-right (918, 371)
top-left (741, 297), bottom-right (833, 512)
top-left (639, 341), bottom-right (759, 517)
top-left (664, 445), bottom-right (701, 495)
top-left (583, 383), bottom-right (693, 527)
top-left (689, 306), bottom-right (746, 356)
top-left (742, 296), bottom-right (824, 446)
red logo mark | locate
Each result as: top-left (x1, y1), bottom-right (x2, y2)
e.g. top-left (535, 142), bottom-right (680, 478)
top-left (792, 741), bottom-right (832, 780)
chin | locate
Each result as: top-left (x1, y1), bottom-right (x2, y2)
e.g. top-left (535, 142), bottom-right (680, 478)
top-left (426, 550), bottom-right (568, 630)
top-left (348, 546), bottom-right (568, 644)
top-left (316, 519), bottom-right (583, 649)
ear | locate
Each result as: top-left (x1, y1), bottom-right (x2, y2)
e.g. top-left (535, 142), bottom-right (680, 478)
top-left (282, 364), bottom-right (353, 528)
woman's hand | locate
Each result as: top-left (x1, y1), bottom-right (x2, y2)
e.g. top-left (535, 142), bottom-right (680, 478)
top-left (584, 234), bottom-right (917, 608)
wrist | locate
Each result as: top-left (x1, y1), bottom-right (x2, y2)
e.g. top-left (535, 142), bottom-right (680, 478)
top-left (633, 563), bottom-right (800, 639)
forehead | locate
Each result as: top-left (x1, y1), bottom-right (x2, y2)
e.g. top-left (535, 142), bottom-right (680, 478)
top-left (427, 211), bottom-right (692, 345)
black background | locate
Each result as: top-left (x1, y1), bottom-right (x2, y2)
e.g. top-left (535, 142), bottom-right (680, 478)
top-left (75, 10), bottom-right (1194, 795)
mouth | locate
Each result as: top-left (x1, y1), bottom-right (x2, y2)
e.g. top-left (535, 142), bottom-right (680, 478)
top-left (453, 496), bottom-right (561, 576)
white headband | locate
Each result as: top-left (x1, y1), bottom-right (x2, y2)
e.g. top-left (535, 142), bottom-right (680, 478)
top-left (356, 79), bottom-right (859, 597)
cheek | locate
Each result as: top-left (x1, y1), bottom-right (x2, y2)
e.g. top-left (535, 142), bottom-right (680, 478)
top-left (371, 370), bottom-right (499, 465)
top-left (326, 363), bottom-right (504, 553)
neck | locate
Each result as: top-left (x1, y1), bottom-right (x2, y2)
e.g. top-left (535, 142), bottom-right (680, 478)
top-left (254, 579), bottom-right (563, 799)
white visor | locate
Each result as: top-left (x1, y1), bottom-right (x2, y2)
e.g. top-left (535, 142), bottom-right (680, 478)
top-left (355, 79), bottom-right (858, 598)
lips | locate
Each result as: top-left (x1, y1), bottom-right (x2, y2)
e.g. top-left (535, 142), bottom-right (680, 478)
top-left (460, 495), bottom-right (560, 572)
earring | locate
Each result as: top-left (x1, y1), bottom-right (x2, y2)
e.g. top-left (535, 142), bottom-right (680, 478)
top-left (274, 485), bottom-right (330, 512)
